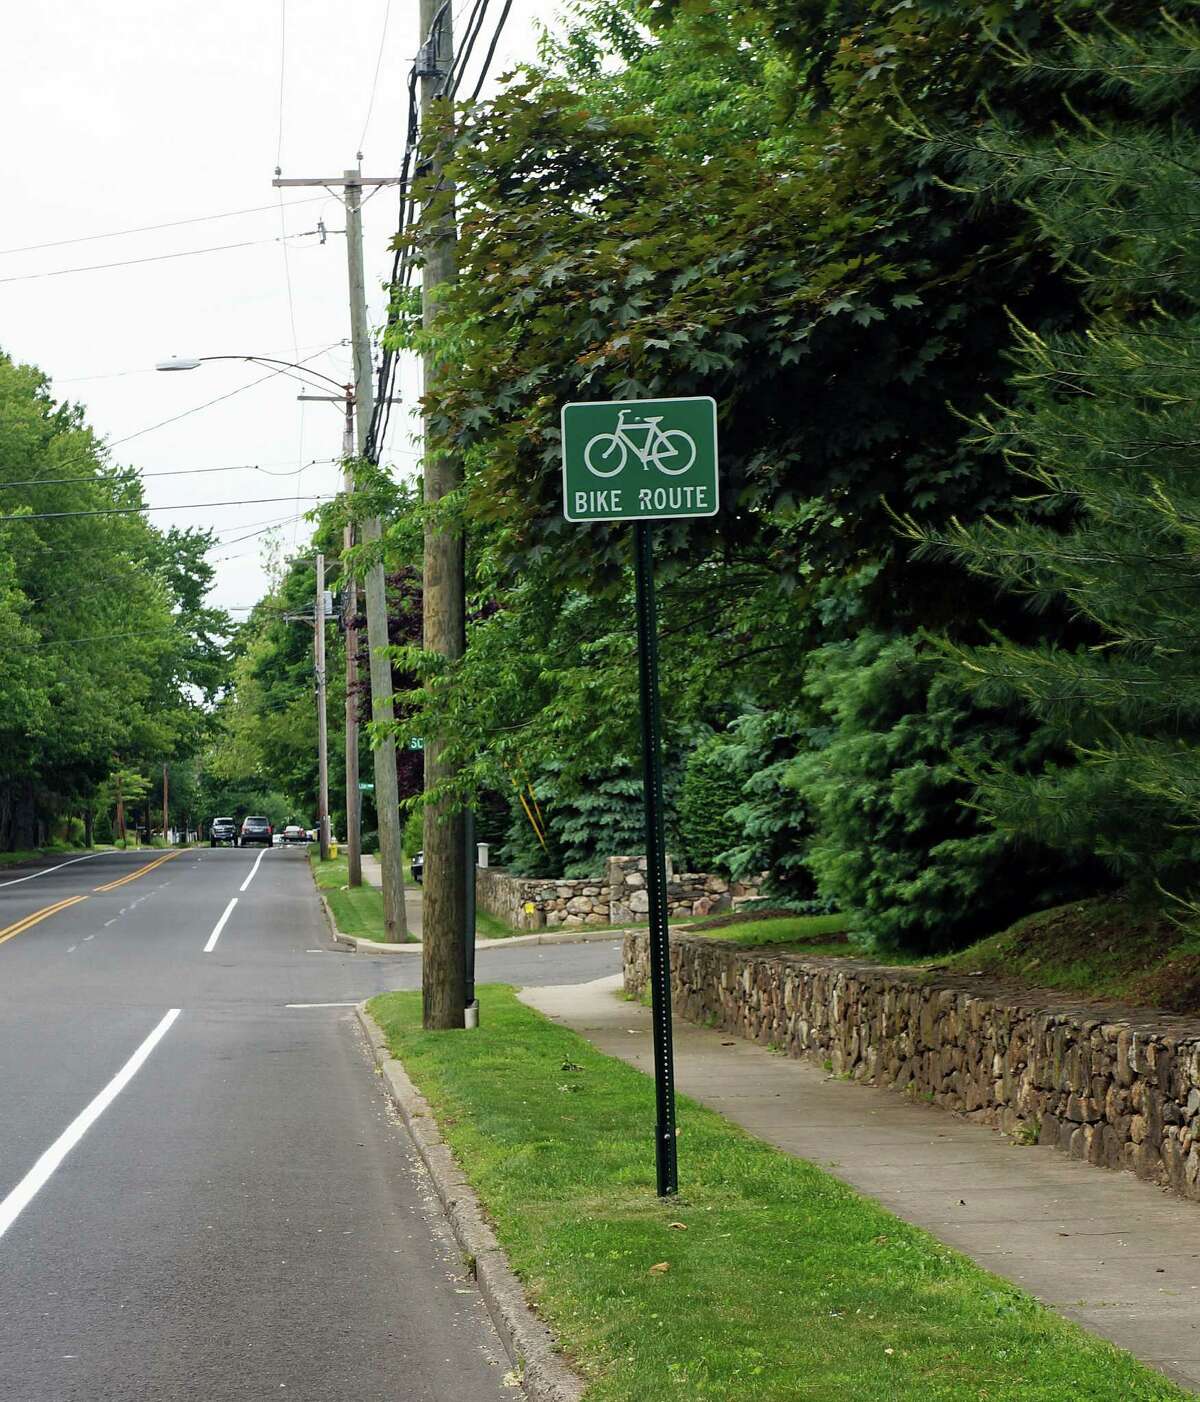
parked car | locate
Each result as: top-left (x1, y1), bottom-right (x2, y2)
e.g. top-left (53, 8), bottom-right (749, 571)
top-left (240, 815), bottom-right (273, 848)
top-left (209, 817), bottom-right (238, 848)
top-left (411, 850), bottom-right (424, 884)
top-left (283, 824), bottom-right (307, 845)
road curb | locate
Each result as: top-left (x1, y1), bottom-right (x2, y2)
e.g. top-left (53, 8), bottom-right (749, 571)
top-left (315, 889), bottom-right (357, 951)
top-left (355, 1003), bottom-right (586, 1402)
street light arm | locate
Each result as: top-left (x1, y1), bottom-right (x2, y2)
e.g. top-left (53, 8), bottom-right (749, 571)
top-left (156, 353), bottom-right (351, 397)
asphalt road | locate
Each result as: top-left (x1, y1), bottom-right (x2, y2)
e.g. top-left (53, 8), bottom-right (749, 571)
top-left (0, 847), bottom-right (621, 1401)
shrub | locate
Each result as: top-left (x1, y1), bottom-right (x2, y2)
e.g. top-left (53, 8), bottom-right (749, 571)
top-left (718, 709), bottom-right (819, 903)
top-left (678, 737), bottom-right (747, 873)
top-left (793, 633), bottom-right (1086, 955)
top-left (502, 756), bottom-right (683, 878)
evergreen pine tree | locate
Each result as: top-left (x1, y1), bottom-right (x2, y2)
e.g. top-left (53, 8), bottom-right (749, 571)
top-left (918, 14), bottom-right (1200, 896)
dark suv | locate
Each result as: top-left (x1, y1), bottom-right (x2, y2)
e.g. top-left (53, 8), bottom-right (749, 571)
top-left (210, 817), bottom-right (238, 847)
top-left (240, 815), bottom-right (273, 848)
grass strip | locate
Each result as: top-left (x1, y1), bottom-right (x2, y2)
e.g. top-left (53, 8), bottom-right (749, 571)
top-left (368, 985), bottom-right (1184, 1401)
top-left (309, 854), bottom-right (404, 943)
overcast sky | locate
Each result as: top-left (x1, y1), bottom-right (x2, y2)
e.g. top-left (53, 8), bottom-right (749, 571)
top-left (0, 0), bottom-right (556, 616)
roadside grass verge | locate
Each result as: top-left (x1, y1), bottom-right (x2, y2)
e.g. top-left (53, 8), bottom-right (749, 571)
top-left (0, 843), bottom-right (97, 866)
top-left (475, 908), bottom-right (522, 939)
top-left (309, 853), bottom-right (406, 942)
top-left (368, 985), bottom-right (1183, 1402)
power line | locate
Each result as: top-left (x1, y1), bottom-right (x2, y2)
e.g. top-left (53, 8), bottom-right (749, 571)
top-left (467, 0), bottom-right (514, 104)
top-left (16, 344), bottom-right (346, 493)
top-left (0, 231), bottom-right (321, 286)
top-left (0, 457), bottom-right (339, 491)
top-left (357, 0), bottom-right (394, 156)
top-left (276, 0), bottom-right (288, 170)
top-left (0, 494), bottom-right (330, 524)
top-left (0, 197), bottom-right (331, 258)
top-left (207, 510), bottom-right (318, 549)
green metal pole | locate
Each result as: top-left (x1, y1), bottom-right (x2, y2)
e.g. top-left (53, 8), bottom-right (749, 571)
top-left (634, 520), bottom-right (678, 1196)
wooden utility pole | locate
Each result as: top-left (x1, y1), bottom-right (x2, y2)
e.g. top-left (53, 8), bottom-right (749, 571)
top-left (272, 168), bottom-right (407, 936)
top-left (419, 0), bottom-right (467, 1028)
top-left (341, 391), bottom-right (362, 887)
top-left (162, 764), bottom-right (169, 845)
top-left (315, 553), bottom-right (332, 861)
top-left (115, 772), bottom-right (125, 846)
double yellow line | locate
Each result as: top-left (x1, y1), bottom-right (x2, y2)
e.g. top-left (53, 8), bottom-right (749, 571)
top-left (0, 850), bottom-right (179, 950)
top-left (0, 894), bottom-right (88, 948)
top-left (93, 850), bottom-right (177, 893)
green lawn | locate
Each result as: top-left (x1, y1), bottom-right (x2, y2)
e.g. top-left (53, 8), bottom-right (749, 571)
top-left (689, 910), bottom-right (857, 954)
top-left (476, 908), bottom-right (522, 939)
top-left (0, 843), bottom-right (98, 866)
top-left (309, 854), bottom-right (413, 943)
top-left (368, 985), bottom-right (1183, 1402)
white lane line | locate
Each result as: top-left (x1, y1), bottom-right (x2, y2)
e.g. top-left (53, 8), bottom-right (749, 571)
top-left (66, 945), bottom-right (77, 954)
top-left (285, 1002), bottom-right (359, 1008)
top-left (239, 848), bottom-right (267, 893)
top-left (203, 897), bottom-right (237, 953)
top-left (103, 919), bottom-right (116, 928)
top-left (0, 1008), bottom-right (181, 1243)
top-left (0, 851), bottom-right (107, 889)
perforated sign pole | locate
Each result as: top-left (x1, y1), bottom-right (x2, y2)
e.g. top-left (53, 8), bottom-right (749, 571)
top-left (561, 395), bottom-right (719, 1196)
top-left (634, 520), bottom-right (678, 1196)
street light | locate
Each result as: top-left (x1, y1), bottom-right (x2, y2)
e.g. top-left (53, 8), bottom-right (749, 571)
top-left (156, 351), bottom-right (362, 884)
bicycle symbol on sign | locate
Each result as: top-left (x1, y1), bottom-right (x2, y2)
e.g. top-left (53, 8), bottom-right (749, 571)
top-left (584, 409), bottom-right (697, 479)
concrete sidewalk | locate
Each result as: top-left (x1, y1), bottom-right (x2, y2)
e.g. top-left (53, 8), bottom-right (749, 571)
top-left (521, 974), bottom-right (1200, 1394)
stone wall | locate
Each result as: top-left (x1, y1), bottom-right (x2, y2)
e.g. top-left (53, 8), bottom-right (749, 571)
top-left (624, 931), bottom-right (1200, 1204)
top-left (477, 856), bottom-right (766, 932)
top-left (475, 867), bottom-right (610, 931)
top-left (608, 856), bottom-right (763, 924)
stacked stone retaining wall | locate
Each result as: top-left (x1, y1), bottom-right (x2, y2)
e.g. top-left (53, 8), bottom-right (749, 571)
top-left (475, 868), bottom-right (610, 931)
top-left (476, 856), bottom-right (765, 931)
top-left (624, 931), bottom-right (1200, 1203)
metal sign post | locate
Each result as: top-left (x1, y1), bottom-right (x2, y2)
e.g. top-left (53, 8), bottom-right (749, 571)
top-left (633, 520), bottom-right (678, 1195)
top-left (561, 394), bottom-right (719, 1197)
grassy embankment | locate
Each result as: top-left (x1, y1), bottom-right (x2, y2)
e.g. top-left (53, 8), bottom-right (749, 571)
top-left (686, 898), bottom-right (1200, 1016)
top-left (369, 985), bottom-right (1183, 1401)
top-left (937, 896), bottom-right (1200, 1015)
top-left (0, 843), bottom-right (111, 866)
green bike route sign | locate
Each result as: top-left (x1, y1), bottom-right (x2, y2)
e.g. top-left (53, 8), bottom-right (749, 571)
top-left (560, 395), bottom-right (719, 522)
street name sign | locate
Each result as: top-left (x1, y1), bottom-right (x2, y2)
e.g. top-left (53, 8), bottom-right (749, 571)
top-left (560, 396), bottom-right (718, 522)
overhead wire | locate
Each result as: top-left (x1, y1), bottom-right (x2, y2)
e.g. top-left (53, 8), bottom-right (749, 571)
top-left (271, 0), bottom-right (309, 546)
top-left (0, 197), bottom-right (331, 258)
top-left (16, 344), bottom-right (344, 491)
top-left (0, 457), bottom-right (339, 491)
top-left (365, 0), bottom-right (513, 466)
top-left (357, 0), bottom-right (395, 157)
top-left (0, 495), bottom-right (331, 524)
top-left (466, 0), bottom-right (514, 105)
top-left (0, 231), bottom-right (322, 285)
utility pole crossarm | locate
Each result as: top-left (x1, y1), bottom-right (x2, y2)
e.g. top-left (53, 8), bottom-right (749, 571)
top-left (271, 177), bottom-right (400, 188)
